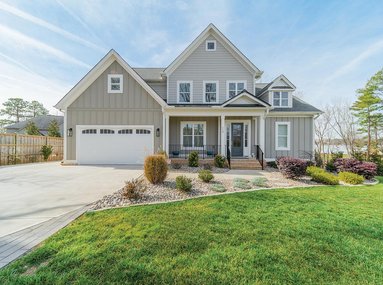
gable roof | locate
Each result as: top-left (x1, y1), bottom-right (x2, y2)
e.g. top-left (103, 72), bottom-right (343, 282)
top-left (55, 50), bottom-right (167, 110)
top-left (164, 23), bottom-right (262, 76)
top-left (5, 115), bottom-right (63, 136)
top-left (221, 90), bottom-right (270, 107)
top-left (133, 68), bottom-right (165, 82)
top-left (258, 74), bottom-right (296, 96)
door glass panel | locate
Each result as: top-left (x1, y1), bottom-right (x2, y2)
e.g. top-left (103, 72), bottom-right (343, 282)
top-left (232, 124), bottom-right (242, 147)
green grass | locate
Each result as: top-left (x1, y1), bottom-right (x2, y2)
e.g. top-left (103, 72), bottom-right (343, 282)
top-left (1, 179), bottom-right (383, 284)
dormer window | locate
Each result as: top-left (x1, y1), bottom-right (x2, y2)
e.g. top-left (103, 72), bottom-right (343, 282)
top-left (108, 74), bottom-right (123, 93)
top-left (273, 91), bottom-right (289, 107)
top-left (206, 40), bottom-right (216, 51)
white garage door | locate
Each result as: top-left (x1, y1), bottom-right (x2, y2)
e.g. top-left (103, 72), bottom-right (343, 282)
top-left (76, 125), bottom-right (154, 164)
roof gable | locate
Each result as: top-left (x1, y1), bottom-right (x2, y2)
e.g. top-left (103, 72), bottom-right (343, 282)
top-left (164, 24), bottom-right (262, 76)
top-left (222, 90), bottom-right (270, 107)
top-left (259, 74), bottom-right (296, 95)
top-left (55, 50), bottom-right (167, 110)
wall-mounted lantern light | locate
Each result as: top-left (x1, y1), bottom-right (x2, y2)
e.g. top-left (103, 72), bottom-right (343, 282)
top-left (67, 128), bottom-right (73, 137)
top-left (156, 128), bottom-right (160, 137)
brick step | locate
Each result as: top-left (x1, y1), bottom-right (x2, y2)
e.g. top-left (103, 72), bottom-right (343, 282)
top-left (230, 160), bottom-right (263, 170)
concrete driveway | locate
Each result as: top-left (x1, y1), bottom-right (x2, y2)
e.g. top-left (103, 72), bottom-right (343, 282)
top-left (0, 162), bottom-right (143, 237)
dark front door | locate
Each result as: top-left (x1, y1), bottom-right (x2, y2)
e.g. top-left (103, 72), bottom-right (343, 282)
top-left (231, 123), bottom-right (243, 157)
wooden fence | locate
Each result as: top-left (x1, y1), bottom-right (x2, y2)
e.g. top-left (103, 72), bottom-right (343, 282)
top-left (0, 134), bottom-right (63, 165)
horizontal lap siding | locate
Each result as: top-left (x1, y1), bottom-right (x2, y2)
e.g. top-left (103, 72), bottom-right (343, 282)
top-left (265, 117), bottom-right (313, 159)
top-left (67, 61), bottom-right (163, 160)
top-left (147, 82), bottom-right (166, 99)
top-left (168, 35), bottom-right (254, 104)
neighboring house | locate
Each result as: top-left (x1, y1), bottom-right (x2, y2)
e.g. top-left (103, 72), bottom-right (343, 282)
top-left (55, 24), bottom-right (321, 165)
top-left (5, 115), bottom-right (63, 136)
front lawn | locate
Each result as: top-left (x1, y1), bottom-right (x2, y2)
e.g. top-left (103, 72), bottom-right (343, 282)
top-left (1, 180), bottom-right (383, 284)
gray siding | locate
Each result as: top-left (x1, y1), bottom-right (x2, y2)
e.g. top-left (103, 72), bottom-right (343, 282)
top-left (265, 116), bottom-right (313, 159)
top-left (67, 60), bottom-right (163, 160)
top-left (147, 82), bottom-right (167, 99)
top-left (168, 35), bottom-right (254, 104)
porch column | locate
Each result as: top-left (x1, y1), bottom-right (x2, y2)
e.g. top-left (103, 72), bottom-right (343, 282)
top-left (165, 114), bottom-right (170, 155)
top-left (162, 112), bottom-right (166, 151)
top-left (259, 114), bottom-right (265, 152)
top-left (220, 115), bottom-right (225, 155)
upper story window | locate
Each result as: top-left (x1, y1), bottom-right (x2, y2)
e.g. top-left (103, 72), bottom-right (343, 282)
top-left (177, 81), bottom-right (192, 103)
top-left (275, 122), bottom-right (290, 150)
top-left (273, 91), bottom-right (289, 107)
top-left (227, 81), bottom-right (246, 99)
top-left (206, 40), bottom-right (216, 51)
top-left (203, 81), bottom-right (218, 103)
top-left (108, 74), bottom-right (123, 93)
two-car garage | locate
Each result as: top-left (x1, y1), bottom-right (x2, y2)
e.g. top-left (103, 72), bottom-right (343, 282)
top-left (76, 125), bottom-right (154, 164)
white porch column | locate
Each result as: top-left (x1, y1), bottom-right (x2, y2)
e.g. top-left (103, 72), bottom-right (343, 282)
top-left (217, 116), bottom-right (220, 150)
top-left (220, 115), bottom-right (225, 155)
top-left (162, 112), bottom-right (166, 151)
top-left (63, 109), bottom-right (67, 161)
top-left (164, 114), bottom-right (170, 155)
top-left (259, 114), bottom-right (265, 152)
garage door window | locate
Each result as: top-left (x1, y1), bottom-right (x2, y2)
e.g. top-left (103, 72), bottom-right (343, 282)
top-left (100, 129), bottom-right (115, 134)
top-left (82, 129), bottom-right (97, 134)
top-left (118, 129), bottom-right (133, 134)
top-left (136, 129), bottom-right (151, 134)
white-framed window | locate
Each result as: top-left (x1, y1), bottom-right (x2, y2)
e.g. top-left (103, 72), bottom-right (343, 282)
top-left (107, 74), bottom-right (123, 93)
top-left (203, 81), bottom-right (219, 103)
top-left (226, 81), bottom-right (247, 99)
top-left (180, 122), bottom-right (206, 148)
top-left (206, 40), bottom-right (216, 51)
top-left (177, 81), bottom-right (192, 103)
top-left (275, 122), bottom-right (290, 150)
top-left (273, 91), bottom-right (289, 107)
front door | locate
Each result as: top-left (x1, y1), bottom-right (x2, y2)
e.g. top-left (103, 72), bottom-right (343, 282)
top-left (231, 123), bottom-right (243, 156)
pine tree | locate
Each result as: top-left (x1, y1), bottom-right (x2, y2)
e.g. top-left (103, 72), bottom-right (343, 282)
top-left (47, 120), bottom-right (61, 137)
top-left (25, 121), bottom-right (41, 136)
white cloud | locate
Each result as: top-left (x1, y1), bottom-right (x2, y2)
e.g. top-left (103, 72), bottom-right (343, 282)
top-left (0, 24), bottom-right (91, 69)
top-left (0, 1), bottom-right (106, 53)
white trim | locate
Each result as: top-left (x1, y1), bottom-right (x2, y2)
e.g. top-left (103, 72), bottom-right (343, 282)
top-left (225, 119), bottom-right (251, 157)
top-left (259, 74), bottom-right (296, 96)
top-left (272, 90), bottom-right (291, 108)
top-left (275, 122), bottom-right (290, 151)
top-left (180, 121), bottom-right (206, 149)
top-left (205, 40), bottom-right (216, 51)
top-left (63, 109), bottom-right (67, 161)
top-left (203, 80), bottom-right (219, 103)
top-left (107, 74), bottom-right (123, 93)
top-left (222, 90), bottom-right (270, 107)
top-left (177, 80), bottom-right (193, 104)
top-left (226, 80), bottom-right (247, 100)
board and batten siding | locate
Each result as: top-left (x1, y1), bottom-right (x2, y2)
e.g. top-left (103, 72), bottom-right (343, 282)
top-left (265, 116), bottom-right (313, 159)
top-left (66, 61), bottom-right (163, 160)
top-left (168, 35), bottom-right (254, 104)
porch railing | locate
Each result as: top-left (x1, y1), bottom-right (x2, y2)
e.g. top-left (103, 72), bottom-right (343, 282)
top-left (169, 144), bottom-right (220, 159)
top-left (253, 145), bottom-right (264, 170)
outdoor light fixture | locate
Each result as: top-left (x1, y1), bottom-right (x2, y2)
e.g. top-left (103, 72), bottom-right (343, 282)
top-left (156, 128), bottom-right (160, 137)
top-left (67, 128), bottom-right (73, 137)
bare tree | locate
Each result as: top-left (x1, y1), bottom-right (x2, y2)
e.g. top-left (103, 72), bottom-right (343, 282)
top-left (314, 105), bottom-right (333, 161)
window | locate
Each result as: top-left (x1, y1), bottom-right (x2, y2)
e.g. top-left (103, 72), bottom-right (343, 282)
top-left (227, 81), bottom-right (246, 99)
top-left (177, 81), bottom-right (192, 103)
top-left (82, 129), bottom-right (97, 134)
top-left (108, 74), bottom-right (123, 93)
top-left (118, 129), bottom-right (133, 134)
top-left (206, 40), bottom-right (216, 51)
top-left (244, 124), bottom-right (248, 147)
top-left (136, 129), bottom-right (151, 134)
top-left (273, 91), bottom-right (289, 107)
top-left (100, 129), bottom-right (115, 134)
top-left (275, 122), bottom-right (290, 150)
top-left (181, 122), bottom-right (205, 148)
top-left (203, 81), bottom-right (218, 103)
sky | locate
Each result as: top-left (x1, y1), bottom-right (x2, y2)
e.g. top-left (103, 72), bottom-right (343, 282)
top-left (0, 0), bottom-right (383, 115)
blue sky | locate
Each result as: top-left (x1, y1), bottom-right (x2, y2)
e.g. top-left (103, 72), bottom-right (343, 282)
top-left (0, 0), bottom-right (382, 114)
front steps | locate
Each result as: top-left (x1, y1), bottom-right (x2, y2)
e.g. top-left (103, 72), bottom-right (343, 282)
top-left (229, 158), bottom-right (263, 170)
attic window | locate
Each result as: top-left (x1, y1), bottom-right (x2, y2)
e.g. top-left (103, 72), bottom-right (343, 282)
top-left (108, 74), bottom-right (123, 93)
top-left (273, 91), bottom-right (289, 107)
top-left (206, 40), bottom-right (216, 51)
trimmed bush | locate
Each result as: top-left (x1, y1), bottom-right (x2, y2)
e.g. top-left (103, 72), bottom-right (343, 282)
top-left (334, 158), bottom-right (377, 179)
top-left (210, 183), bottom-right (226, 192)
top-left (251, 177), bottom-right (268, 187)
top-left (214, 154), bottom-right (226, 168)
top-left (122, 178), bottom-right (147, 199)
top-left (203, 163), bottom-right (212, 170)
top-left (306, 166), bottom-right (325, 176)
top-left (176, 175), bottom-right (192, 192)
top-left (156, 150), bottom-right (168, 158)
top-left (338, 172), bottom-right (364, 185)
top-left (144, 155), bottom-right (168, 184)
top-left (233, 181), bottom-right (252, 189)
top-left (325, 152), bottom-right (344, 172)
top-left (310, 171), bottom-right (339, 185)
top-left (357, 162), bottom-right (377, 180)
top-left (198, 170), bottom-right (214, 183)
top-left (276, 157), bottom-right (307, 179)
top-left (188, 151), bottom-right (199, 167)
top-left (40, 145), bottom-right (53, 161)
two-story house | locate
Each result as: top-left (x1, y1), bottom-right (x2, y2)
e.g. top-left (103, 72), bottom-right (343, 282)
top-left (55, 24), bottom-right (321, 167)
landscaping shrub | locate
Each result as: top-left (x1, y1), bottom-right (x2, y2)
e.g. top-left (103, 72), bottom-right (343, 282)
top-left (171, 162), bottom-right (182, 169)
top-left (233, 177), bottom-right (251, 189)
top-left (156, 149), bottom-right (168, 158)
top-left (210, 183), bottom-right (226, 192)
top-left (40, 145), bottom-right (53, 161)
top-left (203, 163), bottom-right (212, 170)
top-left (310, 170), bottom-right (339, 185)
top-left (334, 158), bottom-right (377, 179)
top-left (251, 177), bottom-right (268, 187)
top-left (306, 166), bottom-right (324, 176)
top-left (314, 151), bottom-right (323, 168)
top-left (338, 172), bottom-right (364, 185)
top-left (370, 153), bottom-right (383, 176)
top-left (267, 161), bottom-right (278, 168)
top-left (198, 170), bottom-right (214, 183)
top-left (175, 175), bottom-right (192, 192)
top-left (325, 151), bottom-right (343, 172)
top-left (122, 178), bottom-right (147, 199)
top-left (144, 155), bottom-right (168, 184)
top-left (233, 178), bottom-right (249, 183)
top-left (214, 154), bottom-right (226, 168)
top-left (276, 157), bottom-right (307, 179)
top-left (188, 151), bottom-right (199, 167)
